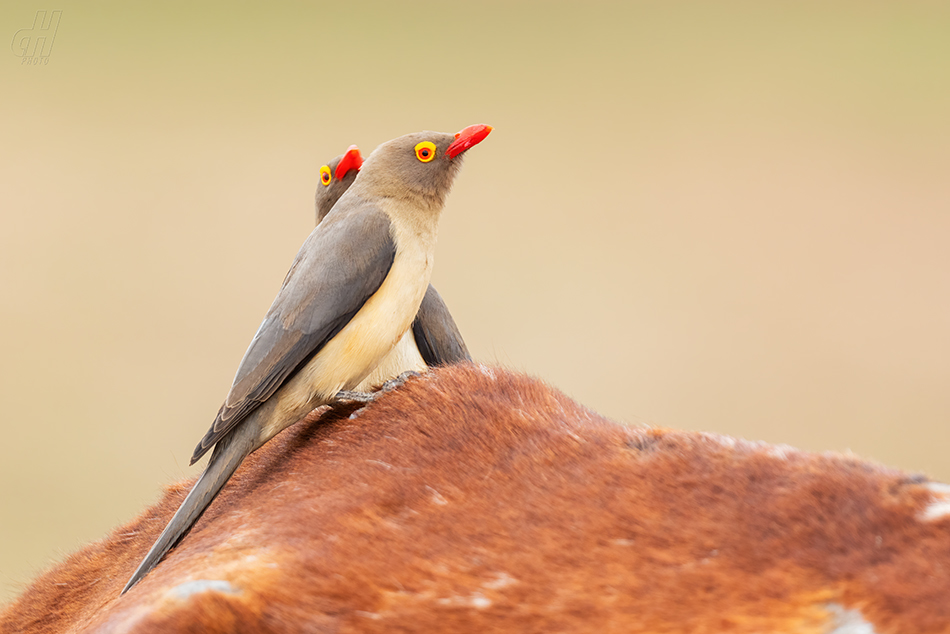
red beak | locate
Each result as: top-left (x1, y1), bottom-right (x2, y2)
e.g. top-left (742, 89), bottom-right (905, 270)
top-left (445, 124), bottom-right (492, 159)
top-left (335, 145), bottom-right (363, 180)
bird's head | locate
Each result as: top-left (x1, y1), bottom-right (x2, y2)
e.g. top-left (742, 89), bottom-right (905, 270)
top-left (357, 124), bottom-right (492, 207)
top-left (315, 145), bottom-right (363, 223)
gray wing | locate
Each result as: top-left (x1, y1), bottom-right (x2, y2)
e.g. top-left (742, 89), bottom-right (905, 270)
top-left (191, 202), bottom-right (395, 463)
top-left (411, 284), bottom-right (471, 367)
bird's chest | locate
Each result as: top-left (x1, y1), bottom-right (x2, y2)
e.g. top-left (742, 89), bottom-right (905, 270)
top-left (377, 199), bottom-right (439, 319)
top-left (367, 243), bottom-right (432, 328)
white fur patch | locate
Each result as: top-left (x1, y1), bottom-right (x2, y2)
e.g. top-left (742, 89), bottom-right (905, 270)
top-left (825, 602), bottom-right (877, 633)
top-left (169, 579), bottom-right (239, 600)
top-left (920, 481), bottom-right (950, 522)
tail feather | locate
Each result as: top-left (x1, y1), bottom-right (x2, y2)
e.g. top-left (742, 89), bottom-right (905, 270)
top-left (121, 423), bottom-right (256, 594)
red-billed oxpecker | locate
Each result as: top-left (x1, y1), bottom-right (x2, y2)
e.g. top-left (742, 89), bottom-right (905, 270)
top-left (315, 146), bottom-right (471, 387)
top-left (122, 124), bottom-right (492, 594)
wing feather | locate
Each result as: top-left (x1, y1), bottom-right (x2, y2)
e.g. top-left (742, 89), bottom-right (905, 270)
top-left (411, 284), bottom-right (471, 367)
top-left (191, 202), bottom-right (395, 463)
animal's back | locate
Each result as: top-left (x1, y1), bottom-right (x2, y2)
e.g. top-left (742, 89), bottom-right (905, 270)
top-left (4, 364), bottom-right (950, 633)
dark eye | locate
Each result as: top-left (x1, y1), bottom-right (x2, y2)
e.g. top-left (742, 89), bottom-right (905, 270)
top-left (414, 141), bottom-right (436, 163)
top-left (319, 165), bottom-right (332, 186)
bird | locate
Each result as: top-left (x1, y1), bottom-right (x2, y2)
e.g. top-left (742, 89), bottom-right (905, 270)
top-left (122, 124), bottom-right (492, 594)
top-left (314, 145), bottom-right (471, 390)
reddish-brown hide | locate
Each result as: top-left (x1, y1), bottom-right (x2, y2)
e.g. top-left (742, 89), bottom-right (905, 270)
top-left (3, 364), bottom-right (950, 633)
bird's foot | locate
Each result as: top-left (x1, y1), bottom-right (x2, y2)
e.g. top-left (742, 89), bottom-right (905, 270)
top-left (380, 370), bottom-right (421, 393)
top-left (333, 371), bottom-right (421, 404)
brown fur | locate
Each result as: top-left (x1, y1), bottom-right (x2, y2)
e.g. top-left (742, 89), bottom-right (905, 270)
top-left (3, 364), bottom-right (949, 633)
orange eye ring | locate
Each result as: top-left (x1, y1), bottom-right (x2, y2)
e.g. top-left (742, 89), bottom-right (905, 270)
top-left (414, 141), bottom-right (437, 163)
top-left (319, 165), bottom-right (332, 186)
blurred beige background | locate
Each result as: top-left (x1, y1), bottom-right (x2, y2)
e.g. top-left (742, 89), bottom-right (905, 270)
top-left (2, 1), bottom-right (948, 604)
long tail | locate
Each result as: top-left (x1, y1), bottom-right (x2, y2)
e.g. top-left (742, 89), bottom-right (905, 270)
top-left (121, 421), bottom-right (257, 594)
